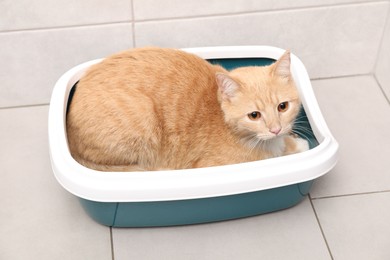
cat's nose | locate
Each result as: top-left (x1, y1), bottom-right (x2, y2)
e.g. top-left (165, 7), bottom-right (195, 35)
top-left (269, 127), bottom-right (281, 135)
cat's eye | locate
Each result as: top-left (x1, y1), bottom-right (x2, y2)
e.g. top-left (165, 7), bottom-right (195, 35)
top-left (248, 111), bottom-right (261, 120)
top-left (278, 102), bottom-right (289, 112)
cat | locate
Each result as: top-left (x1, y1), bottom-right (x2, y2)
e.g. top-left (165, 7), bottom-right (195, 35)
top-left (66, 47), bottom-right (309, 172)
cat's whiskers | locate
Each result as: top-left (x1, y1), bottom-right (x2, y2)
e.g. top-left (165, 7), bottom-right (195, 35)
top-left (241, 134), bottom-right (258, 150)
top-left (240, 133), bottom-right (266, 153)
top-left (292, 114), bottom-right (314, 140)
top-left (292, 127), bottom-right (313, 140)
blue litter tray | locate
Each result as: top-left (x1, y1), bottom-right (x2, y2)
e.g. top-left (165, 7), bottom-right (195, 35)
top-left (48, 46), bottom-right (338, 227)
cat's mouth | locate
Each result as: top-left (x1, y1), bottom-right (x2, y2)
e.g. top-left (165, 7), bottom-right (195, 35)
top-left (239, 131), bottom-right (286, 152)
top-left (256, 132), bottom-right (286, 141)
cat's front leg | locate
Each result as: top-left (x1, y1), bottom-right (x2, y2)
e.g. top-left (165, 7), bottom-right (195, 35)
top-left (283, 135), bottom-right (310, 155)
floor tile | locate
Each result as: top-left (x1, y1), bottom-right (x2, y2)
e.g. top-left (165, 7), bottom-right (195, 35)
top-left (112, 198), bottom-right (330, 260)
top-left (309, 76), bottom-right (390, 198)
top-left (0, 24), bottom-right (133, 108)
top-left (134, 2), bottom-right (388, 79)
top-left (312, 192), bottom-right (390, 260)
top-left (0, 0), bottom-right (132, 31)
top-left (0, 106), bottom-right (112, 260)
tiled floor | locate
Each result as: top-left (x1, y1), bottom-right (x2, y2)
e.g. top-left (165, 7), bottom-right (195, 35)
top-left (1, 75), bottom-right (389, 259)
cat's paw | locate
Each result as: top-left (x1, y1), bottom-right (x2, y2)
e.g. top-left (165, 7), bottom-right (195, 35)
top-left (283, 135), bottom-right (310, 155)
top-left (294, 137), bottom-right (310, 153)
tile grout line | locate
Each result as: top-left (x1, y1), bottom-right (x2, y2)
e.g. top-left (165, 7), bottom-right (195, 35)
top-left (309, 194), bottom-right (334, 260)
top-left (372, 1), bottom-right (390, 75)
top-left (132, 0), bottom-right (389, 24)
top-left (373, 73), bottom-right (390, 106)
top-left (371, 2), bottom-right (390, 106)
top-left (130, 0), bottom-right (137, 48)
top-left (310, 72), bottom-right (372, 81)
top-left (0, 103), bottom-right (49, 110)
top-left (311, 189), bottom-right (390, 201)
top-left (110, 227), bottom-right (115, 260)
top-left (0, 21), bottom-right (133, 34)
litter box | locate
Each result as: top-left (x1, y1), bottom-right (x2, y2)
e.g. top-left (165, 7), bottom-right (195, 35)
top-left (48, 46), bottom-right (338, 227)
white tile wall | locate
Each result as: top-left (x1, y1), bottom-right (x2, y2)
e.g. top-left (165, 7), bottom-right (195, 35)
top-left (135, 2), bottom-right (388, 80)
top-left (133, 0), bottom-right (380, 20)
top-left (0, 24), bottom-right (133, 108)
top-left (375, 9), bottom-right (390, 100)
top-left (0, 0), bottom-right (132, 31)
top-left (0, 0), bottom-right (389, 107)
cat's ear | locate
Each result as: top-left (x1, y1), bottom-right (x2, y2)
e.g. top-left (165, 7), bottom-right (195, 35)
top-left (216, 73), bottom-right (240, 100)
top-left (272, 50), bottom-right (292, 81)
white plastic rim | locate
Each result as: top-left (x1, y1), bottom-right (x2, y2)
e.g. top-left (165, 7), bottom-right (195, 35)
top-left (48, 45), bottom-right (339, 202)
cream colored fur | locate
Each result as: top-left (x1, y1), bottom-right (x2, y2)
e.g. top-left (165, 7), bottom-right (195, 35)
top-left (66, 47), bottom-right (309, 171)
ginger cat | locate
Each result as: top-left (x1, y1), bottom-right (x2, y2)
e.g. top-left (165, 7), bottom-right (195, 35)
top-left (66, 47), bottom-right (309, 171)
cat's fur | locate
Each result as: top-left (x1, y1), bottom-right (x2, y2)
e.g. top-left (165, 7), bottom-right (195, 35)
top-left (66, 47), bottom-right (309, 171)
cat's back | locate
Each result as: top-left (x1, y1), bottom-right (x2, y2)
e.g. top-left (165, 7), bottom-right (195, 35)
top-left (66, 47), bottom-right (228, 170)
top-left (78, 47), bottom-right (217, 92)
top-left (70, 47), bottom-right (225, 127)
top-left (71, 47), bottom-right (226, 112)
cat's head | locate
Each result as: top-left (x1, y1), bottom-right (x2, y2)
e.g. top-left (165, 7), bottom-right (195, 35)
top-left (216, 50), bottom-right (301, 142)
